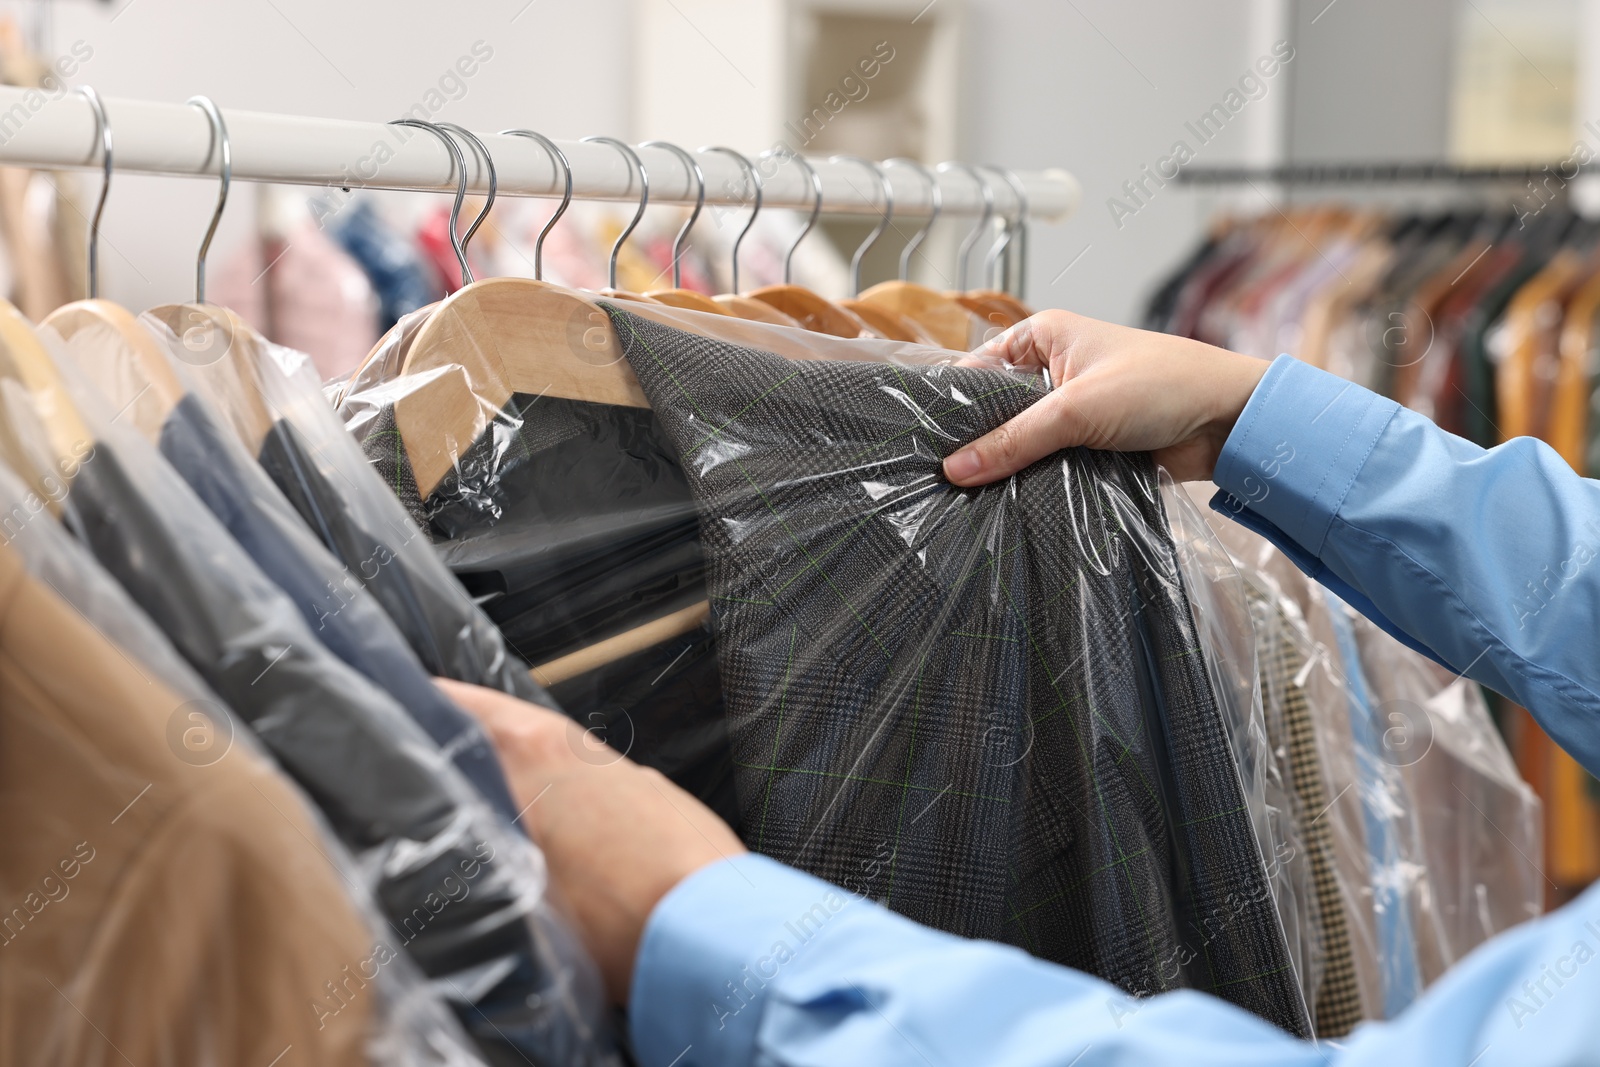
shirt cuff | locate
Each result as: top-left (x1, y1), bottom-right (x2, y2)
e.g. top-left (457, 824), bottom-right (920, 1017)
top-left (629, 853), bottom-right (847, 1067)
top-left (1211, 354), bottom-right (1399, 559)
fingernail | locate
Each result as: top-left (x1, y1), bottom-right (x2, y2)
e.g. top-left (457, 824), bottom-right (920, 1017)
top-left (944, 448), bottom-right (981, 483)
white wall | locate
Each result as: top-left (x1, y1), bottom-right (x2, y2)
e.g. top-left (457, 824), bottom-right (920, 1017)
top-left (959, 0), bottom-right (1280, 324)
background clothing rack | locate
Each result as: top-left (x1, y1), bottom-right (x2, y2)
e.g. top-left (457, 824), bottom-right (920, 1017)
top-left (1174, 161), bottom-right (1590, 186)
top-left (0, 86), bottom-right (1080, 221)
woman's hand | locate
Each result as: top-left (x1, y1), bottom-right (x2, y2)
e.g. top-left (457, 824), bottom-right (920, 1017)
top-left (438, 678), bottom-right (747, 1004)
top-left (943, 310), bottom-right (1270, 486)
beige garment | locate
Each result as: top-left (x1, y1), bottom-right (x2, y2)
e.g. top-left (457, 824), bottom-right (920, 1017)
top-left (0, 537), bottom-right (373, 1066)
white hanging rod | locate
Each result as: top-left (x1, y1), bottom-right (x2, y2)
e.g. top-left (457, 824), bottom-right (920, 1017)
top-left (0, 88), bottom-right (1080, 221)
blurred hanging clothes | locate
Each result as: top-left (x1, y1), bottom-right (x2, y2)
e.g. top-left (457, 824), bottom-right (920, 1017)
top-left (324, 197), bottom-right (443, 331)
top-left (416, 201), bottom-right (495, 294)
top-left (211, 203), bottom-right (380, 382)
top-left (1148, 203), bottom-right (1598, 904)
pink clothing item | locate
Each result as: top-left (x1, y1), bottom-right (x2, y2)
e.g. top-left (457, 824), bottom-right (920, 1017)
top-left (211, 221), bottom-right (380, 382)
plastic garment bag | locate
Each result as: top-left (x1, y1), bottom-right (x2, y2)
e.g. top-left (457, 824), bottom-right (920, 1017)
top-left (0, 456), bottom-right (484, 1065)
top-left (31, 325), bottom-right (617, 1067)
top-left (1193, 491), bottom-right (1542, 1021)
top-left (338, 289), bottom-right (1310, 1036)
top-left (1161, 479), bottom-right (1318, 1028)
top-left (138, 311), bottom-right (553, 708)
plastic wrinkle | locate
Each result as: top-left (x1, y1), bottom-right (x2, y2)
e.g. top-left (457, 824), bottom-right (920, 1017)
top-left (336, 287), bottom-right (1314, 1036)
top-left (41, 319), bottom-right (617, 1066)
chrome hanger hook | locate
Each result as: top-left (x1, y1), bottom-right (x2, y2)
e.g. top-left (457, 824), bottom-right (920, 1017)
top-left (701, 145), bottom-right (760, 294)
top-left (775, 151), bottom-right (822, 286)
top-left (996, 167), bottom-right (1031, 299)
top-left (186, 95), bottom-right (231, 305)
top-left (939, 161), bottom-right (993, 292)
top-left (981, 166), bottom-right (1015, 290)
top-left (76, 86), bottom-right (111, 300)
top-left (582, 135), bottom-right (649, 291)
top-left (830, 155), bottom-right (892, 298)
top-left (499, 128), bottom-right (571, 281)
top-left (885, 158), bottom-right (939, 283)
top-left (391, 118), bottom-right (470, 285)
top-left (434, 122), bottom-right (496, 264)
top-left (640, 140), bottom-right (704, 290)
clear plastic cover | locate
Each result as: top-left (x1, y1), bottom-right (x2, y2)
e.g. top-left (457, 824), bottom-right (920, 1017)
top-left (31, 320), bottom-right (617, 1066)
top-left (1160, 477), bottom-right (1318, 1027)
top-left (1343, 600), bottom-right (1544, 980)
top-left (339, 287), bottom-right (1312, 1035)
top-left (1192, 489), bottom-right (1541, 1023)
top-left (0, 430), bottom-right (485, 1063)
top-left (135, 309), bottom-right (553, 709)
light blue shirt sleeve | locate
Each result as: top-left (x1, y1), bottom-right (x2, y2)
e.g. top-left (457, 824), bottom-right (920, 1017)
top-left (1209, 353), bottom-right (1600, 780)
top-left (629, 353), bottom-right (1600, 1066)
top-left (632, 854), bottom-right (1600, 1066)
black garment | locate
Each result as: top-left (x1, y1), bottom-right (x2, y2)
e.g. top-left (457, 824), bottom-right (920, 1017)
top-left (259, 415), bottom-right (553, 705)
top-left (160, 393), bottom-right (521, 824)
top-left (64, 435), bottom-right (616, 1066)
top-left (360, 394), bottom-right (740, 825)
top-left (604, 306), bottom-right (1311, 1035)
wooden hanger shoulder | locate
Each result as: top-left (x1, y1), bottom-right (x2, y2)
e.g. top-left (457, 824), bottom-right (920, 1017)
top-left (0, 298), bottom-right (94, 503)
top-left (839, 298), bottom-right (930, 344)
top-left (964, 289), bottom-right (1031, 325)
top-left (747, 285), bottom-right (865, 337)
top-left (396, 277), bottom-right (648, 499)
top-left (646, 289), bottom-right (733, 315)
top-left (143, 303), bottom-right (278, 453)
top-left (713, 294), bottom-right (800, 326)
top-left (45, 299), bottom-right (185, 442)
top-left (598, 288), bottom-right (664, 305)
top-left (858, 281), bottom-right (979, 350)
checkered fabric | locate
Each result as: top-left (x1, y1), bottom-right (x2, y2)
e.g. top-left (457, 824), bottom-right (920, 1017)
top-left (1255, 589), bottom-right (1365, 1037)
top-left (606, 306), bottom-right (1311, 1035)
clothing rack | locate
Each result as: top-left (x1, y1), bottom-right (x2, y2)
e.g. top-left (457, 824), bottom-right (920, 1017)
top-left (1174, 161), bottom-right (1587, 186)
top-left (0, 86), bottom-right (1079, 221)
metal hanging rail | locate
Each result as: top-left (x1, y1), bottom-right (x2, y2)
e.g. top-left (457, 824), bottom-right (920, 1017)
top-left (1174, 161), bottom-right (1584, 186)
top-left (0, 86), bottom-right (1081, 221)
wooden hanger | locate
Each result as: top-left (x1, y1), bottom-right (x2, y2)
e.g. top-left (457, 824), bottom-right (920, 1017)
top-left (581, 137), bottom-right (663, 305)
top-left (839, 298), bottom-right (931, 343)
top-left (637, 141), bottom-right (734, 316)
top-left (858, 159), bottom-right (985, 349)
top-left (960, 165), bottom-right (1034, 328)
top-left (690, 145), bottom-right (800, 327)
top-left (141, 303), bottom-right (276, 452)
top-left (745, 152), bottom-right (868, 337)
top-left (143, 97), bottom-right (275, 453)
top-left (0, 299), bottom-right (95, 506)
top-left (394, 275), bottom-right (710, 682)
top-left (47, 300), bottom-right (184, 442)
top-left (42, 89), bottom-right (185, 444)
top-left (858, 281), bottom-right (979, 349)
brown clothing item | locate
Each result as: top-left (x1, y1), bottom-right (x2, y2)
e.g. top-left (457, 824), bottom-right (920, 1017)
top-left (0, 538), bottom-right (372, 1066)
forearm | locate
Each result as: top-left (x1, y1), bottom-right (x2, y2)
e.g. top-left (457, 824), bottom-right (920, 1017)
top-left (631, 854), bottom-right (1600, 1067)
top-left (1212, 354), bottom-right (1600, 778)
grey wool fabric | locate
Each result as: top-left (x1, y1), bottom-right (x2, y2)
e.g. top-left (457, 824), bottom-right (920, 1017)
top-left (604, 305), bottom-right (1311, 1036)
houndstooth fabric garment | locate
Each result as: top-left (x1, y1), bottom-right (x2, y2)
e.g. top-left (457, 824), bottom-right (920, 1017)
top-left (1252, 586), bottom-right (1365, 1036)
top-left (606, 306), bottom-right (1311, 1035)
